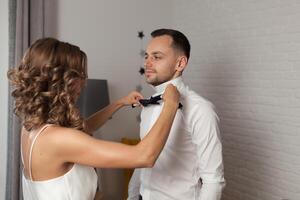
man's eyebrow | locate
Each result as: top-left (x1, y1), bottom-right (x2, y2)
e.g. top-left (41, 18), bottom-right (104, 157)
top-left (151, 51), bottom-right (165, 56)
top-left (144, 51), bottom-right (166, 57)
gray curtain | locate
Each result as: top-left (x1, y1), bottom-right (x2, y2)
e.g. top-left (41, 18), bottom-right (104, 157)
top-left (6, 0), bottom-right (45, 199)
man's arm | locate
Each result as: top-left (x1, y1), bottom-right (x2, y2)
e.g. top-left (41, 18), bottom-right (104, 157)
top-left (85, 91), bottom-right (143, 133)
top-left (127, 169), bottom-right (141, 200)
top-left (190, 105), bottom-right (225, 200)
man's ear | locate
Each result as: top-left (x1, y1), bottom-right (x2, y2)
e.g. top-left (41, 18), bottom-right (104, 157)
top-left (176, 56), bottom-right (188, 72)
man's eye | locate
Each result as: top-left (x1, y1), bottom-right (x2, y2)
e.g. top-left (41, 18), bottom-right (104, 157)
top-left (154, 56), bottom-right (161, 60)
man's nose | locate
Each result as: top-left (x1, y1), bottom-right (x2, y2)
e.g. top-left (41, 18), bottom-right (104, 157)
top-left (144, 58), bottom-right (152, 68)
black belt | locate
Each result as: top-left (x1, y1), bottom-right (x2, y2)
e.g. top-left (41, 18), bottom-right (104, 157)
top-left (139, 194), bottom-right (143, 200)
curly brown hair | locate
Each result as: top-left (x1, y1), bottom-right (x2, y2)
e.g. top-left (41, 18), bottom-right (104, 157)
top-left (8, 38), bottom-right (88, 131)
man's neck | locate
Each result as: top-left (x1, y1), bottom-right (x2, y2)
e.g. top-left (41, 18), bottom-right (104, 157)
top-left (153, 76), bottom-right (183, 95)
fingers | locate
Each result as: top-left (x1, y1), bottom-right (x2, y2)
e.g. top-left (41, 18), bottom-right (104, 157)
top-left (162, 84), bottom-right (180, 104)
top-left (131, 103), bottom-right (141, 108)
top-left (132, 91), bottom-right (144, 100)
top-left (131, 94), bottom-right (142, 108)
top-left (129, 91), bottom-right (143, 103)
top-left (127, 91), bottom-right (144, 107)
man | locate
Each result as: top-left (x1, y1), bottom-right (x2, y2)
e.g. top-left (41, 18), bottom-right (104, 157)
top-left (128, 29), bottom-right (225, 200)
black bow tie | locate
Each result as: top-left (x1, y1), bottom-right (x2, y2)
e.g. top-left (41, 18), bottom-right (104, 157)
top-left (138, 95), bottom-right (183, 109)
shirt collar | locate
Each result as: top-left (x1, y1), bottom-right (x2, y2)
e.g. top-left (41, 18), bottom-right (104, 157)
top-left (153, 76), bottom-right (185, 96)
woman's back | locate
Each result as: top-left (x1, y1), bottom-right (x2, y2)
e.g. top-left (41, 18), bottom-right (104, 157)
top-left (21, 124), bottom-right (97, 200)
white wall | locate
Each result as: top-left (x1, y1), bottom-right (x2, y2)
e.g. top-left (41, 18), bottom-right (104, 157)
top-left (171, 1), bottom-right (300, 200)
top-left (0, 0), bottom-right (9, 199)
top-left (51, 1), bottom-right (172, 199)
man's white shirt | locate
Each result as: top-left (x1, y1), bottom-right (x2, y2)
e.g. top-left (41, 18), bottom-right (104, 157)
top-left (128, 77), bottom-right (225, 200)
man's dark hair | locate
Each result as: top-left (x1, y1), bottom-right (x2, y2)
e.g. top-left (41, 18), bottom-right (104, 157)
top-left (151, 29), bottom-right (191, 60)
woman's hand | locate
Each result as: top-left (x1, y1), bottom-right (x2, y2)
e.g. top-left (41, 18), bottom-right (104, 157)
top-left (162, 84), bottom-right (180, 106)
top-left (119, 91), bottom-right (144, 106)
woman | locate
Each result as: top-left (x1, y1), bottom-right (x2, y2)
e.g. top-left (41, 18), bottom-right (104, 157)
top-left (8, 38), bottom-right (180, 200)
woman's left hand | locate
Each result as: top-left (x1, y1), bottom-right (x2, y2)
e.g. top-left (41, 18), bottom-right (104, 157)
top-left (119, 91), bottom-right (144, 106)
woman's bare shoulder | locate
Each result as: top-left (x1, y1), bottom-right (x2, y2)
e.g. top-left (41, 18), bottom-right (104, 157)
top-left (41, 125), bottom-right (88, 143)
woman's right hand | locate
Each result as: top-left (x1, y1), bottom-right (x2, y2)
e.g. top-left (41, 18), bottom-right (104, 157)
top-left (162, 84), bottom-right (180, 106)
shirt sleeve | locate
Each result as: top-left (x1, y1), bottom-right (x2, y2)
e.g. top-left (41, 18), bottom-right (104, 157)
top-left (127, 169), bottom-right (141, 200)
top-left (190, 104), bottom-right (225, 200)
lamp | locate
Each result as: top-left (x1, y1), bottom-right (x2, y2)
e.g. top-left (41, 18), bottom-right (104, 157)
top-left (77, 79), bottom-right (110, 118)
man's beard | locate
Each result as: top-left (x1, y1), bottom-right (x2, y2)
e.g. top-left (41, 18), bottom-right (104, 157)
top-left (146, 76), bottom-right (171, 86)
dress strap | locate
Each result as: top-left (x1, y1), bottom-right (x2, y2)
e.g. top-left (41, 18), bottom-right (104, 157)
top-left (28, 124), bottom-right (53, 180)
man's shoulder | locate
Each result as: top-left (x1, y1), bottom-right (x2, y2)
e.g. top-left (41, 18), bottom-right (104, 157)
top-left (183, 86), bottom-right (216, 114)
top-left (182, 87), bottom-right (219, 132)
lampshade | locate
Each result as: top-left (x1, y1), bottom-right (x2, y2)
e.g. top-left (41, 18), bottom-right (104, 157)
top-left (76, 79), bottom-right (110, 118)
